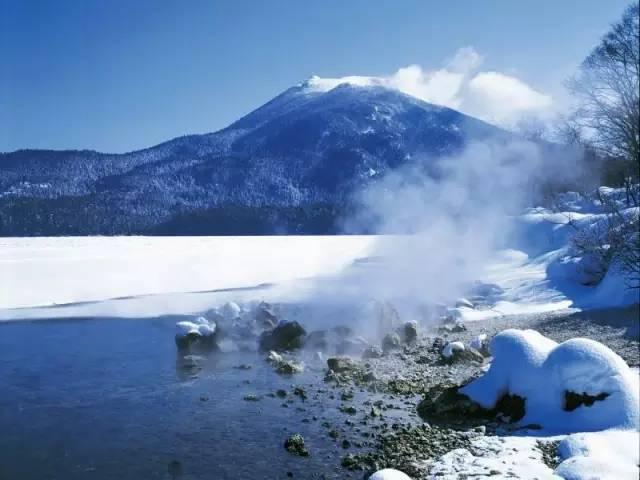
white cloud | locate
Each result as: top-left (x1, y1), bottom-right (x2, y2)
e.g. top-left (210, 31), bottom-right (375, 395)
top-left (307, 47), bottom-right (554, 128)
top-left (464, 71), bottom-right (553, 125)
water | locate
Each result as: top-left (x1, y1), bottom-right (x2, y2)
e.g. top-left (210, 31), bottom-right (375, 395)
top-left (0, 317), bottom-right (363, 479)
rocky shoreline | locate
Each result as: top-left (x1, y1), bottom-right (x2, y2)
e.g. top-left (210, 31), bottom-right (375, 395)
top-left (175, 302), bottom-right (639, 479)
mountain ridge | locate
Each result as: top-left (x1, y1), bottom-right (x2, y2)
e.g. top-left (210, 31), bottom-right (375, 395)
top-left (0, 81), bottom-right (513, 236)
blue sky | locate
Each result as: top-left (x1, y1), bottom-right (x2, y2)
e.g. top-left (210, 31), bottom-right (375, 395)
top-left (0, 0), bottom-right (631, 153)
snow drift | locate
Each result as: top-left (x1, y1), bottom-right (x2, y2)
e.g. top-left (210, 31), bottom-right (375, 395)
top-left (460, 329), bottom-right (639, 432)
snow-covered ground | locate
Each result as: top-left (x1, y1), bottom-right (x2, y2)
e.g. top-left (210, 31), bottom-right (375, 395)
top-left (1, 192), bottom-right (638, 480)
top-left (0, 236), bottom-right (376, 320)
top-left (1, 189), bottom-right (638, 321)
top-left (429, 329), bottom-right (640, 480)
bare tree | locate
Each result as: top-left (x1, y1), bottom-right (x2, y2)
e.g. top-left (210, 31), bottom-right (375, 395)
top-left (567, 3), bottom-right (639, 190)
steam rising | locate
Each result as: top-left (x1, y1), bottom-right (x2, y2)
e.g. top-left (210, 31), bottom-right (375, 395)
top-left (297, 137), bottom-right (586, 330)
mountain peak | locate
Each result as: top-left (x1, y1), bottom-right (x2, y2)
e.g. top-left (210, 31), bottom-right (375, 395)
top-left (300, 74), bottom-right (384, 93)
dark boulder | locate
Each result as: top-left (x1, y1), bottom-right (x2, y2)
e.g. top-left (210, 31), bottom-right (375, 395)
top-left (259, 321), bottom-right (306, 351)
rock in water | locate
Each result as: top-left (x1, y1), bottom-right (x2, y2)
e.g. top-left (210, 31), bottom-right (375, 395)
top-left (275, 359), bottom-right (304, 375)
top-left (174, 319), bottom-right (217, 352)
top-left (259, 321), bottom-right (306, 351)
top-left (267, 350), bottom-right (283, 364)
top-left (284, 433), bottom-right (309, 456)
top-left (266, 350), bottom-right (303, 374)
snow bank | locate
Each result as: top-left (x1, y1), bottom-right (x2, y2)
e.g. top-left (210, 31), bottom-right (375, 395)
top-left (0, 236), bottom-right (375, 319)
top-left (428, 436), bottom-right (556, 479)
top-left (555, 430), bottom-right (640, 479)
top-left (461, 329), bottom-right (639, 432)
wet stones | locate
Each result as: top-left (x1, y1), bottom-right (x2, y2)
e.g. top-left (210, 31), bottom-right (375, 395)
top-left (341, 424), bottom-right (472, 477)
top-left (266, 350), bottom-right (304, 375)
top-left (417, 384), bottom-right (483, 421)
top-left (275, 360), bottom-right (304, 375)
top-left (284, 433), bottom-right (309, 456)
top-left (175, 318), bottom-right (218, 353)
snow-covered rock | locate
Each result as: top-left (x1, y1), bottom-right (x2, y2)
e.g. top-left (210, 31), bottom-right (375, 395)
top-left (221, 301), bottom-right (241, 319)
top-left (441, 341), bottom-right (484, 364)
top-left (461, 329), bottom-right (639, 432)
top-left (368, 468), bottom-right (412, 480)
top-left (442, 341), bottom-right (465, 359)
top-left (175, 318), bottom-right (217, 338)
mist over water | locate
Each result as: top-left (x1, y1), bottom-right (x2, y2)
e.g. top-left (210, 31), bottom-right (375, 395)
top-left (292, 138), bottom-right (588, 332)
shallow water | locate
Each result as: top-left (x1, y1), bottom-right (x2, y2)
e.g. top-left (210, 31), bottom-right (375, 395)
top-left (0, 317), bottom-right (367, 479)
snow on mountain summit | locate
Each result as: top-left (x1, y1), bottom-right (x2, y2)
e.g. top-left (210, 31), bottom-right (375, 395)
top-left (301, 74), bottom-right (384, 92)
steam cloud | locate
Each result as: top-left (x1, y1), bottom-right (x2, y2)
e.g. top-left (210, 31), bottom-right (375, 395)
top-left (295, 136), bottom-right (587, 334)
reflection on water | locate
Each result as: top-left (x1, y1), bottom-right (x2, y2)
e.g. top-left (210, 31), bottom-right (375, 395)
top-left (0, 316), bottom-right (357, 479)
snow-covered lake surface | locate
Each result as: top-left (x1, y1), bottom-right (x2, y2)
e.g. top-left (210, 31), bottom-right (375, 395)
top-left (0, 236), bottom-right (376, 319)
top-left (1, 228), bottom-right (636, 322)
top-left (1, 226), bottom-right (638, 479)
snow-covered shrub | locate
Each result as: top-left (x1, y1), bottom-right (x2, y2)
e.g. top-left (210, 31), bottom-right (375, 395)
top-left (566, 186), bottom-right (640, 289)
top-left (461, 329), bottom-right (639, 432)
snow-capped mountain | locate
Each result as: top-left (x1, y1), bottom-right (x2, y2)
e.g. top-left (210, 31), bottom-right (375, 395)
top-left (0, 79), bottom-right (511, 235)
